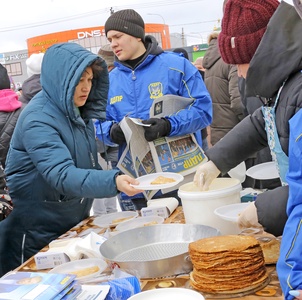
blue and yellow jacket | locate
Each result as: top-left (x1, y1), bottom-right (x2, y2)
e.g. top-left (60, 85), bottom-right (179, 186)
top-left (277, 109), bottom-right (302, 299)
top-left (98, 35), bottom-right (212, 150)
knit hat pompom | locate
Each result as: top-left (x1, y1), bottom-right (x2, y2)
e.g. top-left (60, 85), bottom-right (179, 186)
top-left (105, 9), bottom-right (145, 40)
top-left (218, 0), bottom-right (279, 64)
top-left (26, 53), bottom-right (44, 78)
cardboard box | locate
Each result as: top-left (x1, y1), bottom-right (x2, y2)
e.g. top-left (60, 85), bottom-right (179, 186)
top-left (142, 197), bottom-right (178, 219)
top-left (34, 250), bottom-right (70, 270)
top-left (141, 206), bottom-right (169, 219)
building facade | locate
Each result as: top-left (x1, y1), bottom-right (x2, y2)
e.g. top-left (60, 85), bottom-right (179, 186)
top-left (1, 24), bottom-right (208, 87)
top-left (0, 50), bottom-right (28, 90)
top-left (27, 24), bottom-right (170, 57)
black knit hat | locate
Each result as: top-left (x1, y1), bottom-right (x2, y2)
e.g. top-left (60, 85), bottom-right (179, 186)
top-left (105, 9), bottom-right (145, 40)
top-left (0, 64), bottom-right (10, 90)
top-left (173, 48), bottom-right (189, 60)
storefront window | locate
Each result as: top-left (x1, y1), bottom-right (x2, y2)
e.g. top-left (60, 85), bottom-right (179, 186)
top-left (5, 63), bottom-right (22, 76)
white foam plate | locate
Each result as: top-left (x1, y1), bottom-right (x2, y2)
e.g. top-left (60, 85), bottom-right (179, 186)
top-left (93, 211), bottom-right (138, 228)
top-left (115, 215), bottom-right (164, 232)
top-left (131, 172), bottom-right (184, 190)
top-left (128, 288), bottom-right (205, 300)
top-left (49, 258), bottom-right (107, 281)
top-left (246, 161), bottom-right (279, 180)
top-left (214, 202), bottom-right (251, 222)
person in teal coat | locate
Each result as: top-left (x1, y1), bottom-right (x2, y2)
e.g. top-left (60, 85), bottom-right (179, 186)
top-left (0, 42), bottom-right (142, 276)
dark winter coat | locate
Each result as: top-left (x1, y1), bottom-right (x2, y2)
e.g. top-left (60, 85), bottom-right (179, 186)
top-left (206, 1), bottom-right (302, 236)
top-left (18, 74), bottom-right (42, 104)
top-left (0, 89), bottom-right (22, 191)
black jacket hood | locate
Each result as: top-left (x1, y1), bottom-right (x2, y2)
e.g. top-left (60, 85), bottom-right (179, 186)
top-left (246, 1), bottom-right (302, 98)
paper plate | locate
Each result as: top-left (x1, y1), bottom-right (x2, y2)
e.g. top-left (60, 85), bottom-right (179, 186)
top-left (131, 172), bottom-right (184, 190)
top-left (49, 258), bottom-right (107, 281)
top-left (115, 215), bottom-right (164, 232)
top-left (128, 288), bottom-right (205, 300)
top-left (246, 161), bottom-right (279, 180)
top-left (214, 202), bottom-right (251, 222)
top-left (93, 211), bottom-right (138, 228)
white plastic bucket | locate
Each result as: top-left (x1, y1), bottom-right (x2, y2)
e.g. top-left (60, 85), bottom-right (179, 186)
top-left (178, 178), bottom-right (242, 235)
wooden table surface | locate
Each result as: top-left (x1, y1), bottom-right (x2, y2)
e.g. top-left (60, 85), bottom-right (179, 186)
top-left (15, 207), bottom-right (284, 299)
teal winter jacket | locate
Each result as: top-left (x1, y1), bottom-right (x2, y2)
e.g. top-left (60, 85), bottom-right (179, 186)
top-left (0, 43), bottom-right (120, 276)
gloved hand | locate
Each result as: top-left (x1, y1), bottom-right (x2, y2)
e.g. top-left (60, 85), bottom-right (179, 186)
top-left (142, 118), bottom-right (171, 142)
top-left (193, 160), bottom-right (220, 191)
top-left (110, 123), bottom-right (126, 145)
top-left (237, 202), bottom-right (262, 230)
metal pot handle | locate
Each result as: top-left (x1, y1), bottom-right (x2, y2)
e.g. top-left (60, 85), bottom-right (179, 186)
top-left (184, 255), bottom-right (191, 263)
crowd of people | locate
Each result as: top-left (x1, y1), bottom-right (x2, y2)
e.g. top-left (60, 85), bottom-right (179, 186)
top-left (0, 1), bottom-right (302, 298)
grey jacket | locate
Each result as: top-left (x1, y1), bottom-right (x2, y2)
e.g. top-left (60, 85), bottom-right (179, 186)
top-left (203, 34), bottom-right (243, 145)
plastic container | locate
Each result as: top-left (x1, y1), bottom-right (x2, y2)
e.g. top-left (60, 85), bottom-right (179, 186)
top-left (178, 178), bottom-right (242, 235)
top-left (115, 215), bottom-right (164, 232)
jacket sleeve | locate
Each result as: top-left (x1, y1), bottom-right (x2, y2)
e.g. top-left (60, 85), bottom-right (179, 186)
top-left (167, 61), bottom-right (213, 137)
top-left (277, 110), bottom-right (302, 299)
top-left (255, 186), bottom-right (288, 237)
top-left (206, 107), bottom-right (268, 174)
top-left (21, 115), bottom-right (119, 199)
top-left (277, 203), bottom-right (302, 299)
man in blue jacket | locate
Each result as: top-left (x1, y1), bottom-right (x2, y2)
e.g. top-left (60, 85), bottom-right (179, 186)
top-left (95, 9), bottom-right (212, 210)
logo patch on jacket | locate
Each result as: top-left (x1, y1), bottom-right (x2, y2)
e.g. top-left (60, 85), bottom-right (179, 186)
top-left (149, 82), bottom-right (163, 99)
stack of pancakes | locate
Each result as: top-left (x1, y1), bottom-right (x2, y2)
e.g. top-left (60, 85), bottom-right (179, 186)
top-left (189, 235), bottom-right (268, 294)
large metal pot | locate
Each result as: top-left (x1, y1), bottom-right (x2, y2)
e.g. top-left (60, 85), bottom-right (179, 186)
top-left (99, 223), bottom-right (220, 279)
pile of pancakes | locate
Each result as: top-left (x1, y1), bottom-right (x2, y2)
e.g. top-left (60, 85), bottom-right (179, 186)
top-left (189, 235), bottom-right (268, 294)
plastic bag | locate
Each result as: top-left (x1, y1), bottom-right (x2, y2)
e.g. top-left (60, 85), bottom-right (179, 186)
top-left (101, 268), bottom-right (141, 300)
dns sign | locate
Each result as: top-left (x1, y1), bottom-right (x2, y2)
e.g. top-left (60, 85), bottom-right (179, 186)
top-left (77, 30), bottom-right (105, 39)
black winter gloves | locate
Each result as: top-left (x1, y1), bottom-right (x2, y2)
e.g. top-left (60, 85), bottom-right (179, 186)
top-left (110, 123), bottom-right (126, 145)
top-left (142, 118), bottom-right (171, 142)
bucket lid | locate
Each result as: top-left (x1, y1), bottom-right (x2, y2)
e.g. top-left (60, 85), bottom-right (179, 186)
top-left (178, 178), bottom-right (241, 198)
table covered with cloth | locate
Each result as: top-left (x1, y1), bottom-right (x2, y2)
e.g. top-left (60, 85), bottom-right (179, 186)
top-left (14, 207), bottom-right (283, 299)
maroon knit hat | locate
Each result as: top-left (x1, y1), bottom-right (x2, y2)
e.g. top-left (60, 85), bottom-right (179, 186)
top-left (218, 0), bottom-right (279, 64)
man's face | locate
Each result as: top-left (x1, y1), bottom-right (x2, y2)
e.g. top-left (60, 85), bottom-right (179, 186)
top-left (107, 30), bottom-right (143, 61)
top-left (237, 64), bottom-right (250, 79)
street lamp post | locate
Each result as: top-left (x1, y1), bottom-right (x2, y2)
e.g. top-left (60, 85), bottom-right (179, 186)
top-left (147, 13), bottom-right (167, 48)
top-left (190, 32), bottom-right (204, 44)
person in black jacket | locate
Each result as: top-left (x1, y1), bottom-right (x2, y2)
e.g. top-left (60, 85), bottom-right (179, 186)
top-left (194, 0), bottom-right (302, 237)
top-left (0, 64), bottom-right (22, 194)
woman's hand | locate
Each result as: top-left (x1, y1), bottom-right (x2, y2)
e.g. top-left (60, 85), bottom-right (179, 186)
top-left (193, 160), bottom-right (220, 191)
top-left (115, 175), bottom-right (143, 196)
